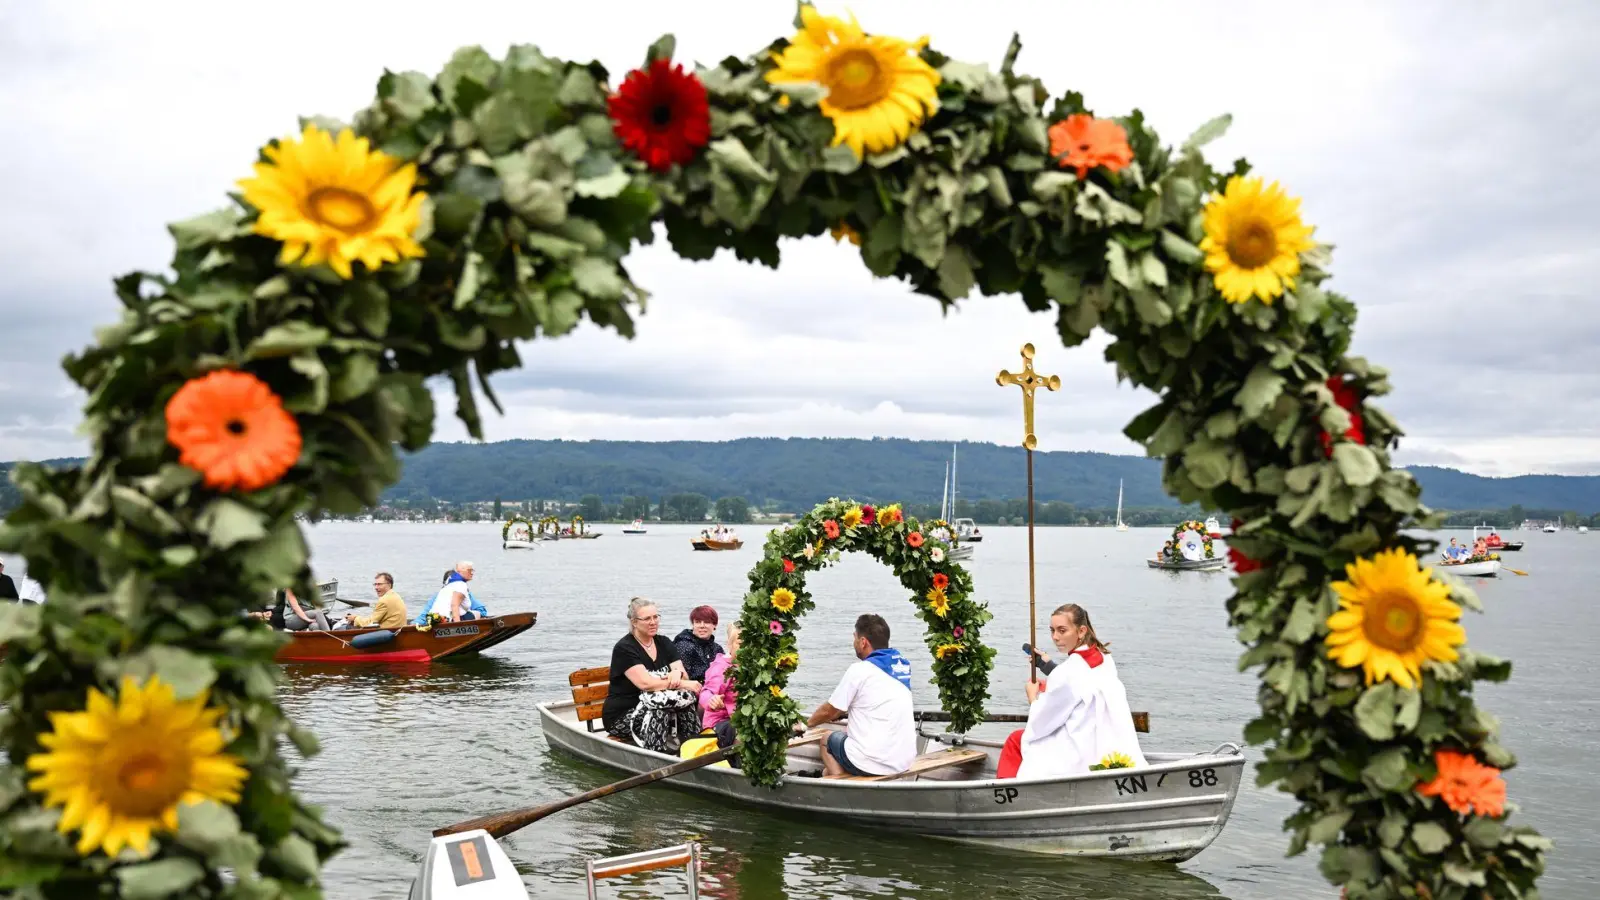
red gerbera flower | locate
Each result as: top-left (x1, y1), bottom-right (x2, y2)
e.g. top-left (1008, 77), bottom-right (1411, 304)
top-left (822, 519), bottom-right (841, 540)
top-left (783, 558), bottom-right (796, 574)
top-left (1228, 518), bottom-right (1263, 573)
top-left (608, 58), bottom-right (711, 172)
top-left (861, 505), bottom-right (876, 525)
top-left (1319, 375), bottom-right (1366, 457)
top-left (932, 573), bottom-right (950, 590)
top-left (907, 531), bottom-right (924, 548)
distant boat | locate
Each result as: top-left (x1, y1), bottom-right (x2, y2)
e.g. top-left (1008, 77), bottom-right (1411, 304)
top-left (1479, 525), bottom-right (1523, 552)
top-left (622, 519), bottom-right (648, 534)
top-left (1543, 524), bottom-right (1559, 534)
top-left (1115, 480), bottom-right (1129, 532)
top-left (1580, 526), bottom-right (1590, 534)
top-left (937, 447), bottom-right (975, 560)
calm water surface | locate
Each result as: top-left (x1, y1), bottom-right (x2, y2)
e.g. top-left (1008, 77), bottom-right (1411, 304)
top-left (27, 522), bottom-right (1588, 899)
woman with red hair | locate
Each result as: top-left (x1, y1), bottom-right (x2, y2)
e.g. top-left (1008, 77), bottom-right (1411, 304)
top-left (673, 605), bottom-right (725, 683)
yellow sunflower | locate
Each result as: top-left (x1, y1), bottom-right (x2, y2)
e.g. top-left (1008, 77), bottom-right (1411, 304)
top-left (766, 6), bottom-right (941, 157)
top-left (934, 643), bottom-right (963, 660)
top-left (238, 125), bottom-right (426, 280)
top-left (771, 587), bottom-right (798, 613)
top-left (769, 685), bottom-right (785, 698)
top-left (924, 587), bottom-right (950, 618)
top-left (1325, 548), bottom-right (1467, 689)
top-left (1199, 175), bottom-right (1316, 304)
top-left (25, 676), bottom-right (248, 858)
top-left (1099, 751), bottom-right (1135, 769)
top-left (776, 652), bottom-right (800, 670)
top-left (841, 505), bottom-right (864, 528)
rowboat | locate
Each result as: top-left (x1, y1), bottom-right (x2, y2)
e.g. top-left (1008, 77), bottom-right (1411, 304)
top-left (1146, 558), bottom-right (1226, 572)
top-left (275, 612), bottom-right (537, 664)
top-left (691, 537), bottom-right (743, 551)
top-left (502, 539), bottom-right (538, 550)
top-left (1436, 559), bottom-right (1501, 577)
top-left (537, 700), bottom-right (1244, 861)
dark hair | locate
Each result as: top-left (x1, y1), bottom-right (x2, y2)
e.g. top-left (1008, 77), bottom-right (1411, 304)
top-left (1052, 603), bottom-right (1110, 653)
top-left (854, 613), bottom-right (891, 650)
top-left (442, 570), bottom-right (453, 585)
top-left (376, 572), bottom-right (394, 587)
top-left (689, 605), bottom-right (718, 625)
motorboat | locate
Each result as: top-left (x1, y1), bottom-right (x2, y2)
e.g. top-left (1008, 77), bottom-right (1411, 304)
top-left (953, 517), bottom-right (984, 543)
top-left (622, 518), bottom-right (648, 534)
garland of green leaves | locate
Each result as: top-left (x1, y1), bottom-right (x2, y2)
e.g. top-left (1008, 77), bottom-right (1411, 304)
top-left (501, 514), bottom-right (536, 542)
top-left (1162, 519), bottom-right (1215, 560)
top-left (0, 5), bottom-right (1545, 897)
top-left (732, 500), bottom-right (992, 786)
top-left (537, 515), bottom-right (560, 537)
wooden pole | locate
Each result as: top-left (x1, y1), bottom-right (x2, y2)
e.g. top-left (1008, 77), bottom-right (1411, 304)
top-left (996, 343), bottom-right (1059, 686)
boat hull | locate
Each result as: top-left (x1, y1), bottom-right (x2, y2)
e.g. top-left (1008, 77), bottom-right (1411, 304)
top-left (275, 612), bottom-right (537, 664)
top-left (502, 540), bottom-right (538, 550)
top-left (691, 538), bottom-right (744, 551)
top-left (1486, 542), bottom-right (1523, 552)
top-left (622, 529), bottom-right (647, 535)
top-left (537, 701), bottom-right (1243, 861)
top-left (1437, 560), bottom-right (1502, 577)
top-left (947, 545), bottom-right (975, 561)
top-left (1147, 558), bottom-right (1226, 571)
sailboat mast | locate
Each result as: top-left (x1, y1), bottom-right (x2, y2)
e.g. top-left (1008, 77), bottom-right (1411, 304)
top-left (941, 461), bottom-right (951, 521)
top-left (951, 443), bottom-right (959, 520)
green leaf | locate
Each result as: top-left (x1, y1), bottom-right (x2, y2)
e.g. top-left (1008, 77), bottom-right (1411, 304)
top-left (1354, 682), bottom-right (1397, 740)
top-left (708, 136), bottom-right (775, 182)
top-left (199, 498), bottom-right (269, 549)
top-left (1159, 229), bottom-right (1203, 264)
top-left (248, 321), bottom-right (330, 358)
top-left (1307, 809), bottom-right (1353, 844)
top-left (1361, 748), bottom-right (1412, 791)
top-left (644, 33), bottom-right (676, 65)
top-left (378, 70), bottom-right (437, 121)
top-left (1333, 443), bottom-right (1381, 487)
top-left (1183, 440), bottom-right (1230, 489)
top-left (1462, 815), bottom-right (1503, 849)
top-left (574, 168), bottom-right (631, 199)
top-left (453, 252), bottom-right (485, 310)
top-left (1129, 289), bottom-right (1172, 326)
top-left (0, 602), bottom-right (43, 644)
top-left (1139, 252), bottom-right (1168, 288)
top-left (1281, 598), bottom-right (1319, 643)
top-left (572, 257), bottom-right (626, 300)
top-left (1106, 242), bottom-right (1134, 289)
top-left (170, 208), bottom-right (245, 250)
top-left (820, 143), bottom-right (860, 174)
top-left (1443, 861), bottom-right (1488, 887)
top-left (937, 247), bottom-right (975, 300)
top-left (135, 646), bottom-right (217, 697)
top-left (176, 799), bottom-right (243, 855)
top-left (1394, 687), bottom-right (1422, 733)
top-left (1236, 365), bottom-right (1286, 420)
top-left (1182, 114), bottom-right (1233, 153)
top-left (271, 834), bottom-right (322, 880)
top-left (115, 858), bottom-right (205, 900)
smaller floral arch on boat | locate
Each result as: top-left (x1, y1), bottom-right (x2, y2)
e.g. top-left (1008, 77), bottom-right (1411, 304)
top-left (1161, 519), bottom-right (1215, 562)
top-left (501, 514), bottom-right (536, 543)
top-left (733, 499), bottom-right (996, 786)
top-left (537, 516), bottom-right (561, 537)
top-left (569, 514), bottom-right (586, 535)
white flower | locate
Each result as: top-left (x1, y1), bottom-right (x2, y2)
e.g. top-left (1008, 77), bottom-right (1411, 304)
top-left (930, 547), bottom-right (945, 563)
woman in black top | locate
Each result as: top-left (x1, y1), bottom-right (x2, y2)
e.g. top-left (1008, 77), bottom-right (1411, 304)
top-left (604, 597), bottom-right (703, 753)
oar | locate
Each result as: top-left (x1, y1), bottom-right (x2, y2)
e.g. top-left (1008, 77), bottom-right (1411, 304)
top-left (1503, 567), bottom-right (1529, 576)
top-left (434, 743), bottom-right (740, 839)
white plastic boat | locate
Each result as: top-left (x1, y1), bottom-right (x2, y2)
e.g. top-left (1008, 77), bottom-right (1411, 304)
top-left (537, 700), bottom-right (1244, 861)
top-left (501, 539), bottom-right (538, 550)
top-left (622, 519), bottom-right (648, 534)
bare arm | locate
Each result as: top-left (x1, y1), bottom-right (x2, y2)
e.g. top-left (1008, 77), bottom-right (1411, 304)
top-left (624, 664), bottom-right (675, 692)
top-left (286, 591), bottom-right (308, 620)
top-left (449, 589), bottom-right (466, 622)
top-left (805, 701), bottom-right (845, 730)
top-left (665, 659), bottom-right (700, 693)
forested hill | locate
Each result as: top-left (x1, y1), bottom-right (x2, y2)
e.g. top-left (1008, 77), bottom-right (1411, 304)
top-left (372, 438), bottom-right (1600, 512)
top-left (6, 442), bottom-right (1600, 513)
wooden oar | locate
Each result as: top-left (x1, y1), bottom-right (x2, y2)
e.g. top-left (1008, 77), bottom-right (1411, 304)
top-left (1503, 567), bottom-right (1529, 576)
top-left (434, 743), bottom-right (739, 839)
top-left (916, 709), bottom-right (1152, 733)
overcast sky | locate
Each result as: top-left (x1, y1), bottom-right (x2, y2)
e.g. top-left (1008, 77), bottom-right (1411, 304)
top-left (2, 1), bottom-right (1596, 477)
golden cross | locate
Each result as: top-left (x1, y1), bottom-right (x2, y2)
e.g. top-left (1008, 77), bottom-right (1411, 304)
top-left (996, 343), bottom-right (1061, 450)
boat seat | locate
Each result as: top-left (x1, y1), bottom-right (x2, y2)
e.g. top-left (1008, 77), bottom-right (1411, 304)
top-left (825, 747), bottom-right (988, 782)
top-left (569, 666), bottom-right (612, 733)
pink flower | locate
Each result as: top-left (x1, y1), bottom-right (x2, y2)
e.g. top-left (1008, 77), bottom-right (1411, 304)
top-left (953, 626), bottom-right (965, 639)
top-left (769, 620), bottom-right (783, 635)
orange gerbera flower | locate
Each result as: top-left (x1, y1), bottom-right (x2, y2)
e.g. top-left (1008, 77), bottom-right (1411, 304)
top-left (1416, 749), bottom-right (1507, 818)
top-left (932, 573), bottom-right (949, 590)
top-left (822, 519), bottom-right (841, 540)
top-left (1048, 114), bottom-right (1134, 180)
top-left (166, 371), bottom-right (301, 491)
top-left (907, 531), bottom-right (924, 548)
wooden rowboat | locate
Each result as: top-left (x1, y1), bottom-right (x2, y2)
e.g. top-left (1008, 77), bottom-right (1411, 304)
top-left (1146, 558), bottom-right (1226, 572)
top-left (275, 612), bottom-right (537, 664)
top-left (537, 699), bottom-right (1244, 861)
top-left (691, 537), bottom-right (743, 551)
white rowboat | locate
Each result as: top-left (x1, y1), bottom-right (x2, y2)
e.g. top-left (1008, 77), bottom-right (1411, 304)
top-left (1437, 559), bottom-right (1501, 577)
top-left (537, 701), bottom-right (1244, 862)
top-left (1146, 558), bottom-right (1226, 572)
top-left (502, 539), bottom-right (538, 550)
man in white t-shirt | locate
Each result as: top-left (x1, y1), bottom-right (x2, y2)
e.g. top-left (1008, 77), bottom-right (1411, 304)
top-left (797, 614), bottom-right (916, 777)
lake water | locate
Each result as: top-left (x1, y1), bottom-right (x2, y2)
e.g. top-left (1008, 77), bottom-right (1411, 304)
top-left (11, 523), bottom-right (1595, 898)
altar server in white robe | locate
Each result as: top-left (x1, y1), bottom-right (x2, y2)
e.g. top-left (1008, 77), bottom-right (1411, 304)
top-left (997, 603), bottom-right (1148, 779)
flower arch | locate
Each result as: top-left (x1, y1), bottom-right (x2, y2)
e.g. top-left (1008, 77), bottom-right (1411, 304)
top-left (732, 499), bottom-right (993, 785)
top-left (0, 5), bottom-right (1546, 897)
top-left (501, 513), bottom-right (536, 542)
top-left (537, 515), bottom-right (561, 537)
top-left (1161, 518), bottom-right (1216, 561)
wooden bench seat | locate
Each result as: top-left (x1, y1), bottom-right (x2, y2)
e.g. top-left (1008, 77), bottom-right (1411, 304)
top-left (569, 666), bottom-right (612, 732)
top-left (825, 747), bottom-right (988, 782)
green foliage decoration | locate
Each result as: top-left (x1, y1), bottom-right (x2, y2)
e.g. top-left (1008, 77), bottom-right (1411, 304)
top-left (732, 501), bottom-right (993, 787)
top-left (0, 6), bottom-right (1546, 897)
top-left (500, 514), bottom-right (536, 542)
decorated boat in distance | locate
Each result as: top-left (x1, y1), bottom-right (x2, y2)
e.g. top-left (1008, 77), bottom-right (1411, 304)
top-left (561, 515), bottom-right (602, 539)
top-left (1149, 521), bottom-right (1223, 571)
top-left (275, 612), bottom-right (538, 664)
top-left (1436, 556), bottom-right (1502, 578)
top-left (501, 515), bottom-right (538, 550)
top-left (537, 516), bottom-right (562, 541)
top-left (692, 527), bottom-right (744, 551)
top-left (925, 519), bottom-right (974, 561)
top-left (537, 699), bottom-right (1244, 861)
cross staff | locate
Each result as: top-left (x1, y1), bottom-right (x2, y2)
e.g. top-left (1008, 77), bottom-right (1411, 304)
top-left (996, 343), bottom-right (1059, 683)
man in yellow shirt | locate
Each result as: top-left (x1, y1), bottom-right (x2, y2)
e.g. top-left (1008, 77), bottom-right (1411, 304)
top-left (344, 572), bottom-right (407, 629)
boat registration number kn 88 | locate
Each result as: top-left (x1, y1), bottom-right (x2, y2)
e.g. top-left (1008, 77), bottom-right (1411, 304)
top-left (433, 624), bottom-right (482, 639)
top-left (989, 767), bottom-right (1221, 804)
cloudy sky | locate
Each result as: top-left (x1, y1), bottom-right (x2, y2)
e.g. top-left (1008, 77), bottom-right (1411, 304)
top-left (2, 1), bottom-right (1596, 476)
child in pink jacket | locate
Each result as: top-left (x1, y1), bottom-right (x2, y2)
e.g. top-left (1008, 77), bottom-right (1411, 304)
top-left (699, 622), bottom-right (740, 742)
